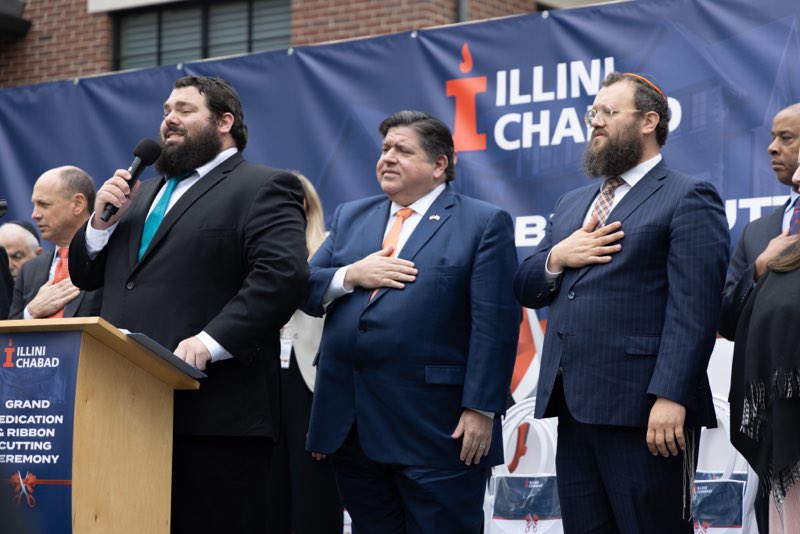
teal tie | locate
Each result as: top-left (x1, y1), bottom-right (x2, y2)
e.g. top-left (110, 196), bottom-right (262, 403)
top-left (138, 172), bottom-right (193, 260)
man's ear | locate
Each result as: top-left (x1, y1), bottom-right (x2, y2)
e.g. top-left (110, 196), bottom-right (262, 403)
top-left (432, 154), bottom-right (448, 181)
top-left (72, 193), bottom-right (87, 215)
top-left (217, 112), bottom-right (234, 135)
top-left (640, 110), bottom-right (660, 136)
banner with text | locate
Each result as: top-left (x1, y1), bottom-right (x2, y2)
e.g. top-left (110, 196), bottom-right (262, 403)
top-left (1, 0), bottom-right (798, 247)
top-left (0, 0), bottom-right (798, 399)
top-left (0, 332), bottom-right (80, 534)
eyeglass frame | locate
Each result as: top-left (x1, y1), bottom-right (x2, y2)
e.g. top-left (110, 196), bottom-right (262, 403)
top-left (583, 105), bottom-right (647, 126)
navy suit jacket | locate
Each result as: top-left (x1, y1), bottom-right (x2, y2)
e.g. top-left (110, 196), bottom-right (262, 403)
top-left (303, 186), bottom-right (519, 470)
top-left (8, 249), bottom-right (103, 319)
top-left (718, 202), bottom-right (785, 340)
top-left (514, 160), bottom-right (729, 429)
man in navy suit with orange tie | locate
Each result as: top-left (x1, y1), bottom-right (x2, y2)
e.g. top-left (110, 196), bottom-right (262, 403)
top-left (514, 73), bottom-right (729, 533)
top-left (304, 110), bottom-right (519, 533)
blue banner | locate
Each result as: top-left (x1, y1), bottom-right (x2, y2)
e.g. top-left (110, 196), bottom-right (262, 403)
top-left (1, 0), bottom-right (798, 255)
top-left (0, 331), bottom-right (81, 534)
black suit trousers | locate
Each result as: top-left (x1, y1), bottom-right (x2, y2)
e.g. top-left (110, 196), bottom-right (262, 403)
top-left (266, 353), bottom-right (342, 533)
top-left (171, 435), bottom-right (273, 534)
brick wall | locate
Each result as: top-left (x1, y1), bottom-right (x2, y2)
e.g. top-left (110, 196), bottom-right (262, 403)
top-left (469, 0), bottom-right (533, 21)
top-left (291, 0), bottom-right (456, 46)
top-left (0, 0), bottom-right (113, 88)
top-left (0, 0), bottom-right (535, 89)
top-left (291, 0), bottom-right (534, 46)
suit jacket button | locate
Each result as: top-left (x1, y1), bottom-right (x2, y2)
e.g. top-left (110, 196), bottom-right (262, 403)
top-left (358, 323), bottom-right (367, 333)
top-left (126, 281), bottom-right (135, 290)
top-left (567, 290), bottom-right (575, 300)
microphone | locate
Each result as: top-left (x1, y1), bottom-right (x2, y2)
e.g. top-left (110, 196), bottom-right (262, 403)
top-left (100, 138), bottom-right (162, 222)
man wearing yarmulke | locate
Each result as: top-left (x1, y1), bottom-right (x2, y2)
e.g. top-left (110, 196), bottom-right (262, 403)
top-left (514, 72), bottom-right (729, 533)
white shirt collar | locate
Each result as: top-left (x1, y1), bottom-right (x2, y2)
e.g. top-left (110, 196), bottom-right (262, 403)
top-left (193, 147), bottom-right (238, 179)
top-left (390, 183), bottom-right (447, 217)
top-left (618, 153), bottom-right (662, 189)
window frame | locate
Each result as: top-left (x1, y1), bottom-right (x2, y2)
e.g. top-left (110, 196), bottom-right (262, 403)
top-left (113, 0), bottom-right (289, 71)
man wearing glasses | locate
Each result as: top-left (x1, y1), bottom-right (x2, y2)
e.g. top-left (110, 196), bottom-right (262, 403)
top-left (514, 72), bottom-right (729, 532)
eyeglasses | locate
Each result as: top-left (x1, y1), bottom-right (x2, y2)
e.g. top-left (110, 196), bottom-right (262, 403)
top-left (584, 105), bottom-right (643, 126)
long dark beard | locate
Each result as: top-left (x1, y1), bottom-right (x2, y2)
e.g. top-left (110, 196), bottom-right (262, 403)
top-left (156, 120), bottom-right (222, 177)
top-left (583, 123), bottom-right (643, 178)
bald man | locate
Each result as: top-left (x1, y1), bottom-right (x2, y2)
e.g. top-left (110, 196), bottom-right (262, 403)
top-left (718, 103), bottom-right (800, 534)
top-left (0, 222), bottom-right (42, 281)
top-left (8, 166), bottom-right (102, 319)
top-left (720, 104), bottom-right (800, 336)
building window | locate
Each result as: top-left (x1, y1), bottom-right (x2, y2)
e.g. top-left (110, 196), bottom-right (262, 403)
top-left (114, 0), bottom-right (290, 71)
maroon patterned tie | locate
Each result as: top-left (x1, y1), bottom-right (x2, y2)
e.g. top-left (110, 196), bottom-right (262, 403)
top-left (591, 177), bottom-right (625, 227)
top-left (789, 197), bottom-right (800, 236)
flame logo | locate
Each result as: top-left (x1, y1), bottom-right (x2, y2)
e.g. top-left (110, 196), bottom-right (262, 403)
top-left (3, 338), bottom-right (14, 368)
top-left (459, 42), bottom-right (473, 73)
top-left (447, 41), bottom-right (486, 152)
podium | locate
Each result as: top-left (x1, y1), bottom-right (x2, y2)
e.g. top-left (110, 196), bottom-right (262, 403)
top-left (0, 317), bottom-right (200, 533)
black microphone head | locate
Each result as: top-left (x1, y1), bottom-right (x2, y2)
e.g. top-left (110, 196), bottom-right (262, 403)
top-left (133, 138), bottom-right (162, 165)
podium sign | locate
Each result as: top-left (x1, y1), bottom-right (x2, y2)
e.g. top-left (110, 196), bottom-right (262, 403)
top-left (0, 318), bottom-right (199, 533)
top-left (1, 331), bottom-right (80, 533)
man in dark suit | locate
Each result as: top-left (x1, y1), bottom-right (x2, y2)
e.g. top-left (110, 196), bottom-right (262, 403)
top-left (8, 166), bottom-right (101, 319)
top-left (514, 72), bottom-right (730, 533)
top-left (719, 103), bottom-right (800, 339)
top-left (303, 110), bottom-right (519, 533)
top-left (69, 76), bottom-right (308, 533)
top-left (719, 104), bottom-right (800, 534)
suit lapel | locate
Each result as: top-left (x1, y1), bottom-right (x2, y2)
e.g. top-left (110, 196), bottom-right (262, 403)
top-left (135, 153), bottom-right (245, 267)
top-left (603, 161), bottom-right (667, 225)
top-left (555, 185), bottom-right (601, 291)
top-left (64, 291), bottom-right (85, 317)
top-left (357, 200), bottom-right (392, 309)
top-left (362, 200), bottom-right (391, 259)
top-left (767, 199), bottom-right (788, 234)
top-left (396, 188), bottom-right (454, 262)
top-left (32, 251), bottom-right (54, 291)
top-left (568, 184), bottom-right (603, 233)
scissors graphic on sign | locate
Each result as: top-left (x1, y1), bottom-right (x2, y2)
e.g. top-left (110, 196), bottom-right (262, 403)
top-left (11, 471), bottom-right (36, 508)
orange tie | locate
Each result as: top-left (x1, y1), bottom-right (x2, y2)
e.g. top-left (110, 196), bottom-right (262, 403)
top-left (371, 207), bottom-right (414, 300)
top-left (49, 247), bottom-right (69, 318)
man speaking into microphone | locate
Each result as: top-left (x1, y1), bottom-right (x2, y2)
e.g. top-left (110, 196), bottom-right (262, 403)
top-left (69, 75), bottom-right (308, 533)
